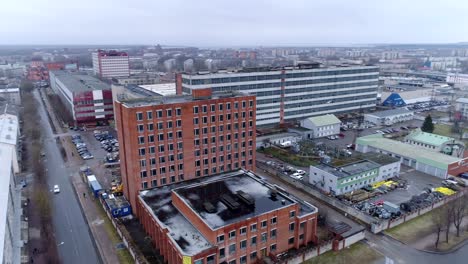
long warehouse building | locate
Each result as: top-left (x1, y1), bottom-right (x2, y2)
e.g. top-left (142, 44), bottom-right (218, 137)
top-left (176, 64), bottom-right (379, 126)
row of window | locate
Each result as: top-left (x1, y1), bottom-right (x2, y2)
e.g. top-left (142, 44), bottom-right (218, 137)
top-left (284, 100), bottom-right (376, 117)
top-left (195, 151), bottom-right (253, 166)
top-left (137, 131), bottom-right (183, 143)
top-left (283, 87), bottom-right (377, 102)
top-left (284, 94), bottom-right (376, 109)
top-left (194, 146), bottom-right (253, 157)
top-left (194, 160), bottom-right (253, 177)
top-left (193, 100), bottom-right (254, 114)
top-left (136, 108), bottom-right (182, 121)
top-left (193, 114), bottom-right (254, 125)
top-left (140, 174), bottom-right (184, 189)
top-left (284, 74), bottom-right (377, 87)
top-left (194, 136), bottom-right (253, 146)
top-left (194, 127), bottom-right (254, 136)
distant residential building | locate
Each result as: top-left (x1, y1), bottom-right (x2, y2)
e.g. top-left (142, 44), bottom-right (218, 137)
top-left (163, 59), bottom-right (176, 71)
top-left (356, 134), bottom-right (468, 178)
top-left (299, 114), bottom-right (341, 139)
top-left (317, 48), bottom-right (336, 57)
top-left (114, 88), bottom-right (256, 210)
top-left (404, 129), bottom-right (465, 157)
top-left (364, 108), bottom-right (414, 126)
top-left (455, 97), bottom-right (468, 120)
top-left (138, 169), bottom-right (318, 264)
top-left (381, 51), bottom-right (401, 60)
top-left (0, 88), bottom-right (21, 105)
top-left (183, 59), bottom-right (194, 72)
top-left (92, 50), bottom-right (130, 78)
top-left (49, 71), bottom-right (113, 125)
top-left (346, 50), bottom-right (365, 58)
top-left (26, 61), bottom-right (78, 82)
top-left (177, 65), bottom-right (379, 126)
top-left (309, 157), bottom-right (400, 195)
top-left (113, 73), bottom-right (160, 86)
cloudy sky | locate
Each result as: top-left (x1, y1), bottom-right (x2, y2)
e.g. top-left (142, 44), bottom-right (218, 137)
top-left (1, 0), bottom-right (467, 46)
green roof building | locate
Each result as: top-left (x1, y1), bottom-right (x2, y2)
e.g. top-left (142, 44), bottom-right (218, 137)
top-left (356, 134), bottom-right (463, 178)
top-left (404, 129), bottom-right (465, 157)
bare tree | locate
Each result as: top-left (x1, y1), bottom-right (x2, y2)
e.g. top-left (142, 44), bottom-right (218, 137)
top-left (432, 207), bottom-right (445, 249)
top-left (445, 203), bottom-right (455, 243)
top-left (452, 195), bottom-right (467, 237)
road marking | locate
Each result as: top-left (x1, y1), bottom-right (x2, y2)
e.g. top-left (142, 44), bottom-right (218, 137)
top-left (385, 257), bottom-right (394, 264)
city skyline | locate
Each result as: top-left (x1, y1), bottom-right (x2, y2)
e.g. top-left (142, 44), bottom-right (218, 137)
top-left (1, 0), bottom-right (468, 46)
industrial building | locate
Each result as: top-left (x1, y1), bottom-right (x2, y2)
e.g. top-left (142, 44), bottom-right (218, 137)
top-left (299, 114), bottom-right (341, 139)
top-left (176, 64), bottom-right (379, 126)
top-left (356, 134), bottom-right (468, 178)
top-left (92, 50), bottom-right (130, 78)
top-left (404, 129), bottom-right (465, 157)
top-left (364, 108), bottom-right (414, 126)
top-left (115, 88), bottom-right (256, 210)
top-left (309, 156), bottom-right (400, 195)
top-left (113, 72), bottom-right (161, 85)
top-left (137, 169), bottom-right (318, 264)
top-left (49, 71), bottom-right (114, 125)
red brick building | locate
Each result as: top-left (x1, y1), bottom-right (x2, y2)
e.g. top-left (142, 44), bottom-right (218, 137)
top-left (137, 170), bottom-right (318, 264)
top-left (115, 88), bottom-right (256, 210)
top-left (26, 61), bottom-right (78, 81)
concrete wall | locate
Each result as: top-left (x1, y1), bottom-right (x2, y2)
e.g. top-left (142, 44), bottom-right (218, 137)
top-left (308, 166), bottom-right (338, 194)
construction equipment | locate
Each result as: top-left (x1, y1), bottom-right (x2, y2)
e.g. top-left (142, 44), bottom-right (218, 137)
top-left (111, 184), bottom-right (123, 196)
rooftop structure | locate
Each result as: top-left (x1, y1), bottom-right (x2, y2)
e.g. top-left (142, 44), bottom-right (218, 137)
top-left (139, 83), bottom-right (176, 96)
top-left (304, 114), bottom-right (341, 127)
top-left (138, 170), bottom-right (318, 263)
top-left (50, 71), bottom-right (111, 92)
top-left (314, 160), bottom-right (380, 179)
top-left (405, 129), bottom-right (455, 147)
top-left (364, 108), bottom-right (414, 126)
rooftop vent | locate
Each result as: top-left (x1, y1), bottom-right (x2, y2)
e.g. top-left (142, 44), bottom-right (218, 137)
top-left (203, 201), bottom-right (216, 213)
top-left (220, 194), bottom-right (240, 210)
top-left (236, 190), bottom-right (255, 206)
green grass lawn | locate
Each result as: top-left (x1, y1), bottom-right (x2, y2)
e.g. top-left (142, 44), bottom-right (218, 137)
top-left (304, 242), bottom-right (383, 264)
top-left (258, 147), bottom-right (318, 167)
top-left (433, 124), bottom-right (468, 147)
top-left (385, 210), bottom-right (435, 244)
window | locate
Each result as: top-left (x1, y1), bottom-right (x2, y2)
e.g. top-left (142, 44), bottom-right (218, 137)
top-left (250, 252), bottom-right (257, 261)
top-left (242, 101), bottom-right (246, 108)
top-left (271, 217), bottom-right (277, 225)
top-left (270, 229), bottom-right (277, 238)
top-left (251, 236), bottom-right (257, 246)
top-left (176, 120), bottom-right (182, 127)
top-left (176, 108), bottom-right (182, 116)
top-left (261, 233), bottom-right (267, 242)
top-left (138, 136), bottom-right (145, 144)
top-left (261, 220), bottom-right (267, 228)
top-left (139, 148), bottom-right (146, 156)
top-left (160, 177), bottom-right (166, 185)
top-left (202, 105), bottom-right (207, 113)
top-left (159, 145), bottom-right (165, 152)
top-left (228, 260), bottom-right (236, 264)
top-left (229, 244), bottom-right (236, 254)
top-left (240, 255), bottom-right (247, 264)
top-left (194, 260), bottom-right (202, 264)
top-left (157, 110), bottom-right (163, 118)
top-left (177, 131), bottom-right (182, 138)
top-left (288, 237), bottom-right (295, 245)
top-left (166, 109), bottom-right (172, 117)
top-left (137, 124), bottom-right (144, 132)
top-left (158, 134), bottom-right (164, 141)
top-left (219, 248), bottom-right (225, 259)
top-left (299, 234), bottom-right (304, 240)
top-left (150, 158), bottom-right (156, 165)
top-left (136, 112), bottom-right (143, 121)
top-left (227, 103), bottom-right (231, 110)
top-left (219, 104), bottom-right (223, 111)
top-left (211, 104), bottom-right (215, 111)
top-left (147, 123), bottom-right (154, 131)
top-left (290, 211), bottom-right (296, 218)
top-left (147, 111), bottom-right (153, 120)
top-left (142, 181), bottom-right (148, 189)
top-left (193, 106), bottom-right (199, 114)
top-left (240, 240), bottom-right (247, 250)
top-left (151, 179), bottom-right (157, 186)
top-left (229, 230), bottom-right (236, 239)
top-left (194, 118), bottom-right (199, 125)
top-left (270, 244), bottom-right (277, 252)
top-left (140, 171), bottom-right (147, 178)
top-left (140, 159), bottom-right (146, 168)
top-left (167, 121), bottom-right (173, 128)
top-left (240, 227), bottom-right (247, 235)
top-left (250, 223), bottom-right (257, 232)
top-left (289, 223), bottom-right (295, 232)
top-left (151, 169), bottom-right (157, 177)
top-left (157, 122), bottom-right (163, 129)
top-left (300, 222), bottom-right (306, 230)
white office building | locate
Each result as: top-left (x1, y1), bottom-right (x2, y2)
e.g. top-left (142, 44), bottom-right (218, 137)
top-left (0, 112), bottom-right (20, 173)
top-left (300, 114), bottom-right (341, 139)
top-left (364, 108), bottom-right (414, 126)
top-left (178, 64), bottom-right (379, 126)
top-left (92, 50), bottom-right (130, 78)
top-left (455, 97), bottom-right (468, 119)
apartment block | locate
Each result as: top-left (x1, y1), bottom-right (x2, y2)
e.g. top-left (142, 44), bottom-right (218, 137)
top-left (92, 50), bottom-right (130, 78)
top-left (177, 64), bottom-right (379, 126)
top-left (114, 88), bottom-right (256, 210)
top-left (137, 170), bottom-right (318, 264)
top-left (49, 70), bottom-right (114, 125)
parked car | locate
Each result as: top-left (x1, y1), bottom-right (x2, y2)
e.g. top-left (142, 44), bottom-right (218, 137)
top-left (53, 185), bottom-right (60, 193)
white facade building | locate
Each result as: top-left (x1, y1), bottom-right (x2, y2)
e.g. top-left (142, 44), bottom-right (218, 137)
top-left (455, 97), bottom-right (468, 120)
top-left (179, 65), bottom-right (379, 126)
top-left (0, 88), bottom-right (21, 105)
top-left (300, 114), bottom-right (341, 139)
top-left (92, 50), bottom-right (130, 78)
top-left (364, 108), bottom-right (414, 126)
top-left (0, 113), bottom-right (20, 173)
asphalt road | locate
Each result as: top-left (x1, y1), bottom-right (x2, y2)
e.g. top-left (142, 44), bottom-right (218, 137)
top-left (34, 90), bottom-right (100, 264)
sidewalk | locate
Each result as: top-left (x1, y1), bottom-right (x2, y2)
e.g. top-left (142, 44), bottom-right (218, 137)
top-left (71, 174), bottom-right (120, 264)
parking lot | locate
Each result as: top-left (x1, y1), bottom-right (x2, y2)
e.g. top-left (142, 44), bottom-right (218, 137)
top-left (68, 127), bottom-right (120, 189)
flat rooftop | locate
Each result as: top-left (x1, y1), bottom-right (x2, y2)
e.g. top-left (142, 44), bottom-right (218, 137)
top-left (360, 153), bottom-right (400, 166)
top-left (50, 70), bottom-right (111, 92)
top-left (139, 83), bottom-right (176, 96)
top-left (0, 113), bottom-right (18, 145)
top-left (139, 170), bottom-right (317, 255)
top-left (366, 108), bottom-right (413, 118)
top-left (315, 160), bottom-right (380, 178)
top-left (405, 129), bottom-right (455, 146)
top-left (357, 134), bottom-right (461, 169)
top-left (119, 90), bottom-right (249, 108)
top-left (0, 144), bottom-right (13, 262)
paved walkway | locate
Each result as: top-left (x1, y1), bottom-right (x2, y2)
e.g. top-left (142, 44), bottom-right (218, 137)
top-left (71, 174), bottom-right (120, 264)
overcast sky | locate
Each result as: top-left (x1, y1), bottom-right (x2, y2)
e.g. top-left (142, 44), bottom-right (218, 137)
top-left (1, 0), bottom-right (467, 46)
